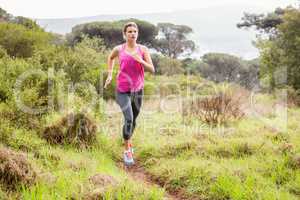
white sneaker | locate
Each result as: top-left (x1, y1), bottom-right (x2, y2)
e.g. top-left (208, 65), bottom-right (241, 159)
top-left (123, 150), bottom-right (134, 166)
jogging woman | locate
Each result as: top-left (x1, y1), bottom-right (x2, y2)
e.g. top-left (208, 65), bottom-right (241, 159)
top-left (104, 22), bottom-right (155, 165)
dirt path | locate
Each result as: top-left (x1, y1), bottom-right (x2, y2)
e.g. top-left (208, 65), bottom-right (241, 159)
top-left (117, 160), bottom-right (188, 200)
top-left (107, 101), bottom-right (192, 199)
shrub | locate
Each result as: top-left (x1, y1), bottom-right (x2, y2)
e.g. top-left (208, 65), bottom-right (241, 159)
top-left (42, 112), bottom-right (98, 148)
top-left (0, 23), bottom-right (52, 58)
top-left (0, 119), bottom-right (14, 146)
top-left (0, 45), bottom-right (8, 59)
top-left (286, 86), bottom-right (300, 107)
top-left (0, 147), bottom-right (37, 190)
top-left (183, 87), bottom-right (245, 124)
top-left (287, 154), bottom-right (300, 169)
top-left (156, 56), bottom-right (184, 75)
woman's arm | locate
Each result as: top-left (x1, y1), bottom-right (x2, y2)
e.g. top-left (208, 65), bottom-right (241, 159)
top-left (131, 46), bottom-right (155, 74)
top-left (104, 46), bottom-right (119, 89)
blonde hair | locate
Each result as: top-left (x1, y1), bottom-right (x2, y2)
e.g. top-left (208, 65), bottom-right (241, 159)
top-left (123, 22), bottom-right (138, 34)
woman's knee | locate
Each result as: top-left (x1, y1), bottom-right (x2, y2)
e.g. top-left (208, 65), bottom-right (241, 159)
top-left (124, 118), bottom-right (133, 132)
top-left (123, 119), bottom-right (133, 140)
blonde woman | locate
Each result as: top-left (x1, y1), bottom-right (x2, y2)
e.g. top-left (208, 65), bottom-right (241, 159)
top-left (104, 22), bottom-right (155, 165)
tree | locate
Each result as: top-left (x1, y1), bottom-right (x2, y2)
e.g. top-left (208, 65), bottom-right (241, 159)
top-left (195, 53), bottom-right (259, 89)
top-left (277, 8), bottom-right (300, 90)
top-left (67, 18), bottom-right (158, 49)
top-left (181, 58), bottom-right (202, 75)
top-left (0, 7), bottom-right (42, 30)
top-left (0, 7), bottom-right (12, 22)
top-left (239, 7), bottom-right (300, 90)
top-left (239, 59), bottom-right (260, 89)
top-left (237, 7), bottom-right (286, 37)
top-left (200, 53), bottom-right (243, 83)
top-left (153, 23), bottom-right (196, 58)
top-left (11, 16), bottom-right (42, 30)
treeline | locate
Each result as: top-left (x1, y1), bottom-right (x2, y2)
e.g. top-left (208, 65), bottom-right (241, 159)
top-left (66, 18), bottom-right (260, 89)
top-left (238, 6), bottom-right (300, 93)
top-left (67, 20), bottom-right (196, 59)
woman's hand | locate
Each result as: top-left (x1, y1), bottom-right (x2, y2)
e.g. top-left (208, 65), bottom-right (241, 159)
top-left (104, 45), bottom-right (119, 89)
top-left (130, 51), bottom-right (144, 63)
top-left (104, 74), bottom-right (112, 89)
top-left (130, 49), bottom-right (155, 73)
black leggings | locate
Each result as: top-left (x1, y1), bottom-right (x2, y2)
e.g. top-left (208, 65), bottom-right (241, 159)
top-left (116, 89), bottom-right (143, 140)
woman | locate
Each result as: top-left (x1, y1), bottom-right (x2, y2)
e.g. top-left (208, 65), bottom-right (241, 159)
top-left (104, 22), bottom-right (155, 165)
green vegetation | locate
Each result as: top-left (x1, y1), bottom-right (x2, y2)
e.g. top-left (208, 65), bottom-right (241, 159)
top-left (129, 107), bottom-right (300, 199)
top-left (238, 7), bottom-right (300, 92)
top-left (0, 6), bottom-right (299, 200)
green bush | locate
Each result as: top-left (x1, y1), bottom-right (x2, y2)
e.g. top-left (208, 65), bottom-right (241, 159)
top-left (0, 56), bottom-right (69, 128)
top-left (0, 23), bottom-right (52, 58)
top-left (0, 57), bottom-right (35, 101)
top-left (157, 56), bottom-right (184, 75)
top-left (0, 119), bottom-right (14, 145)
top-left (42, 111), bottom-right (98, 148)
top-left (0, 45), bottom-right (8, 59)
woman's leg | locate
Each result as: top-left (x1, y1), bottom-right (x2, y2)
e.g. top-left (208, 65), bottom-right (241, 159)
top-left (131, 89), bottom-right (143, 133)
top-left (116, 91), bottom-right (134, 150)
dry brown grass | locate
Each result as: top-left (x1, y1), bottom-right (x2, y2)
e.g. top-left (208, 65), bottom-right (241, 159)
top-left (290, 154), bottom-right (300, 169)
top-left (182, 90), bottom-right (245, 125)
top-left (287, 87), bottom-right (300, 107)
top-left (0, 147), bottom-right (37, 190)
top-left (70, 174), bottom-right (119, 200)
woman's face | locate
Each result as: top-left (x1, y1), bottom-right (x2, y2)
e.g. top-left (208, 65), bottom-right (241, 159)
top-left (124, 26), bottom-right (138, 42)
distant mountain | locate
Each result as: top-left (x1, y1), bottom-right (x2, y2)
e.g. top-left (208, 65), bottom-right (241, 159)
top-left (35, 4), bottom-right (270, 60)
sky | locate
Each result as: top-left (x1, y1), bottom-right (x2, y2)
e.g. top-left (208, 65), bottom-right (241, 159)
top-left (0, 0), bottom-right (298, 19)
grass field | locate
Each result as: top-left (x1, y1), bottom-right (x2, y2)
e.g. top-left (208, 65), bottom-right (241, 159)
top-left (0, 79), bottom-right (299, 200)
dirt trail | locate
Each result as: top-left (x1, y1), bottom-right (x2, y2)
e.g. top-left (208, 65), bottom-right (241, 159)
top-left (107, 101), bottom-right (193, 200)
top-left (117, 160), bottom-right (187, 200)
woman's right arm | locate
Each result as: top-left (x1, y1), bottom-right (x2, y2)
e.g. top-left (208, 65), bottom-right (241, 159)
top-left (104, 46), bottom-right (119, 89)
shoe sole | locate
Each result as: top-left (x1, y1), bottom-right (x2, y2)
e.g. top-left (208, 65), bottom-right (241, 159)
top-left (124, 161), bottom-right (134, 166)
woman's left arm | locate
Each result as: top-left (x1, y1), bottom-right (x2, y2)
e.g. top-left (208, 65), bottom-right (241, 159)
top-left (132, 46), bottom-right (155, 74)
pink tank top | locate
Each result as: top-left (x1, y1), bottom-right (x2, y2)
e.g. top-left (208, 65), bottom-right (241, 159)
top-left (117, 43), bottom-right (145, 92)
